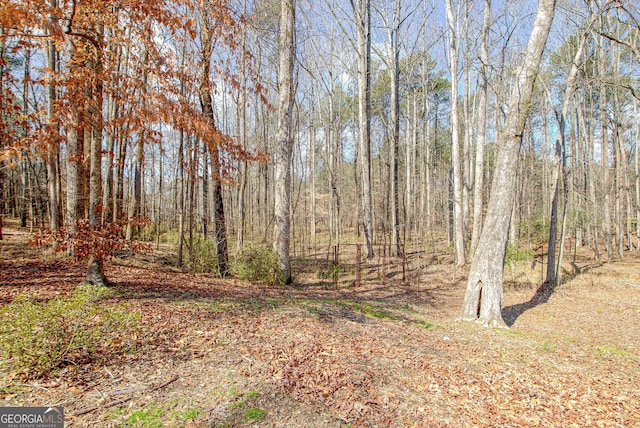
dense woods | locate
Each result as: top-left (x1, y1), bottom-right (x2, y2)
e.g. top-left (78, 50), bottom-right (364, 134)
top-left (1, 0), bottom-right (639, 316)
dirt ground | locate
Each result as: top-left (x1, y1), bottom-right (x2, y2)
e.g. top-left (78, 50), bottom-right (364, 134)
top-left (1, 218), bottom-right (639, 427)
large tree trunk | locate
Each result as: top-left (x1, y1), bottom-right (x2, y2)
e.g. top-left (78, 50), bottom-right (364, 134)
top-left (445, 0), bottom-right (465, 267)
top-left (459, 0), bottom-right (557, 328)
top-left (273, 0), bottom-right (295, 284)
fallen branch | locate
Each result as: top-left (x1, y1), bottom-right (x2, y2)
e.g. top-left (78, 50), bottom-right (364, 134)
top-left (73, 375), bottom-right (179, 416)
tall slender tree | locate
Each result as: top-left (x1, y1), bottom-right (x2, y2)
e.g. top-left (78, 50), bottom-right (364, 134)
top-left (470, 0), bottom-right (490, 255)
top-left (273, 0), bottom-right (296, 283)
top-left (354, 0), bottom-right (374, 258)
top-left (445, 0), bottom-right (465, 266)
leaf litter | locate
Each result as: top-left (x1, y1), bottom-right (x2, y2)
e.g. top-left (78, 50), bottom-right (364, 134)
top-left (1, 221), bottom-right (639, 427)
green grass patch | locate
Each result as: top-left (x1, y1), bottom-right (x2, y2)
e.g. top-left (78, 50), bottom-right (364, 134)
top-left (303, 299), bottom-right (398, 321)
top-left (0, 285), bottom-right (140, 379)
top-left (242, 408), bottom-right (265, 422)
top-left (123, 404), bottom-right (164, 427)
top-left (181, 408), bottom-right (198, 421)
top-left (415, 319), bottom-right (441, 330)
top-left (595, 345), bottom-right (633, 357)
top-left (541, 341), bottom-right (554, 351)
top-left (330, 300), bottom-right (397, 320)
top-left (231, 400), bottom-right (246, 409)
top-left (498, 329), bottom-right (528, 339)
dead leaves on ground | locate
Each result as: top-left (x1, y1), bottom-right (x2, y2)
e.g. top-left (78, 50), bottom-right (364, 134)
top-left (1, 249), bottom-right (639, 426)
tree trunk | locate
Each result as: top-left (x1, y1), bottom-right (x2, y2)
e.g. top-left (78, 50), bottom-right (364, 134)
top-left (20, 50), bottom-right (30, 228)
top-left (389, 0), bottom-right (401, 257)
top-left (309, 98), bottom-right (316, 241)
top-left (202, 141), bottom-right (209, 239)
top-left (86, 25), bottom-right (107, 286)
top-left (459, 0), bottom-right (556, 327)
top-left (544, 25), bottom-right (588, 285)
top-left (471, 0), bottom-right (490, 254)
top-left (236, 0), bottom-right (248, 253)
top-left (177, 129), bottom-right (185, 267)
top-left (634, 97), bottom-right (639, 249)
top-left (45, 19), bottom-right (59, 231)
top-left (598, 30), bottom-right (612, 258)
top-left (355, 0), bottom-right (374, 258)
top-left (126, 132), bottom-right (144, 240)
top-left (273, 0), bottom-right (296, 283)
top-left (210, 143), bottom-right (229, 276)
top-left (445, 0), bottom-right (466, 266)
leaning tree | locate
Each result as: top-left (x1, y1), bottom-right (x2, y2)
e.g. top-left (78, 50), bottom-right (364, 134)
top-left (458, 0), bottom-right (558, 328)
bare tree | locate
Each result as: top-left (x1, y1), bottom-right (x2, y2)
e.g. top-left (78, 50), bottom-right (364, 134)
top-left (46, 0), bottom-right (60, 231)
top-left (459, 0), bottom-right (557, 328)
top-left (273, 0), bottom-right (296, 283)
top-left (470, 0), bottom-right (490, 255)
top-left (353, 0), bottom-right (374, 258)
top-left (445, 0), bottom-right (465, 266)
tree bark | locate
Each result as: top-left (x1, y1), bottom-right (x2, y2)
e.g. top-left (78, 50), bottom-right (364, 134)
top-left (445, 0), bottom-right (466, 266)
top-left (355, 0), bottom-right (374, 258)
top-left (599, 28), bottom-right (612, 258)
top-left (20, 50), bottom-right (30, 228)
top-left (634, 97), bottom-right (639, 249)
top-left (177, 129), bottom-right (185, 267)
top-left (389, 0), bottom-right (401, 257)
top-left (86, 24), bottom-right (107, 286)
top-left (210, 142), bottom-right (229, 276)
top-left (45, 6), bottom-right (59, 231)
top-left (470, 0), bottom-right (490, 255)
top-left (309, 96), bottom-right (316, 241)
top-left (544, 26), bottom-right (588, 286)
top-left (459, 0), bottom-right (557, 328)
top-left (273, 0), bottom-right (296, 283)
top-left (236, 0), bottom-right (248, 253)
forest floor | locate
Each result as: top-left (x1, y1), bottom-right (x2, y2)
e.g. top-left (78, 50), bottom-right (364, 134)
top-left (1, 218), bottom-right (639, 427)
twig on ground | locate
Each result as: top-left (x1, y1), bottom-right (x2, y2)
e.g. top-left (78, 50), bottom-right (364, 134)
top-left (73, 375), bottom-right (179, 416)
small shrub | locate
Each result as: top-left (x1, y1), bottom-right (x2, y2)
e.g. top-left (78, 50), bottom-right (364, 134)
top-left (231, 245), bottom-right (284, 286)
top-left (0, 285), bottom-right (140, 379)
top-left (138, 222), bottom-right (167, 243)
top-left (316, 262), bottom-right (343, 279)
top-left (505, 244), bottom-right (535, 265)
top-left (185, 237), bottom-right (220, 274)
